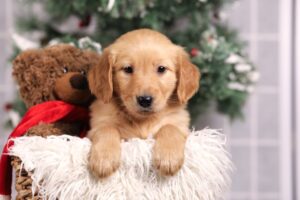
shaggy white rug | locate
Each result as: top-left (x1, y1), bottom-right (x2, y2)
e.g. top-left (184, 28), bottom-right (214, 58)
top-left (8, 129), bottom-right (232, 200)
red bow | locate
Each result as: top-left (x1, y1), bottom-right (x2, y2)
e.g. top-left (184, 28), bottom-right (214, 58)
top-left (0, 101), bottom-right (89, 196)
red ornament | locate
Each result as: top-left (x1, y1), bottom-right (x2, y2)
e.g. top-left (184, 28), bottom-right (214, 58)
top-left (78, 15), bottom-right (91, 28)
top-left (190, 48), bottom-right (199, 57)
top-left (4, 103), bottom-right (13, 111)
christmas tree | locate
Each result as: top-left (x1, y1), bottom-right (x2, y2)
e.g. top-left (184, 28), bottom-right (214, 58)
top-left (6, 0), bottom-right (259, 127)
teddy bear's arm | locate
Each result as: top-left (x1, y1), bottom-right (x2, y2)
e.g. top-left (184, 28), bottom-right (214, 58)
top-left (26, 122), bottom-right (81, 137)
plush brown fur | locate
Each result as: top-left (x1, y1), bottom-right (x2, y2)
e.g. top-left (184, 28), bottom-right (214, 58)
top-left (88, 29), bottom-right (200, 178)
top-left (12, 44), bottom-right (100, 137)
top-left (13, 44), bottom-right (99, 107)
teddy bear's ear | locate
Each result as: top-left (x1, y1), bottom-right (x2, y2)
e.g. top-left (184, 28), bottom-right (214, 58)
top-left (83, 50), bottom-right (101, 64)
top-left (12, 49), bottom-right (51, 107)
top-left (88, 49), bottom-right (114, 103)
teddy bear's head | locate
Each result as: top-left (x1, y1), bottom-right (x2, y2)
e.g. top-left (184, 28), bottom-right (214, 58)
top-left (12, 44), bottom-right (100, 108)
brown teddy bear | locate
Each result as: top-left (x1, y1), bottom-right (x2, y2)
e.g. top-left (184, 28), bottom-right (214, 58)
top-left (13, 44), bottom-right (99, 136)
top-left (0, 44), bottom-right (100, 200)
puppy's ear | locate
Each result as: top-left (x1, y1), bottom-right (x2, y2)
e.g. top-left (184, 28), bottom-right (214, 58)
top-left (176, 48), bottom-right (200, 104)
top-left (88, 49), bottom-right (114, 103)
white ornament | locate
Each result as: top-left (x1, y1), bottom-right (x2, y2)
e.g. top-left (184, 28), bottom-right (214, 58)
top-left (8, 110), bottom-right (21, 128)
top-left (78, 37), bottom-right (102, 53)
top-left (68, 42), bottom-right (76, 47)
top-left (228, 73), bottom-right (236, 80)
top-left (208, 38), bottom-right (219, 49)
top-left (225, 53), bottom-right (244, 64)
top-left (48, 38), bottom-right (61, 46)
top-left (235, 63), bottom-right (252, 73)
top-left (228, 82), bottom-right (246, 91)
top-left (248, 71), bottom-right (260, 82)
top-left (48, 39), bottom-right (75, 47)
top-left (12, 33), bottom-right (40, 51)
top-left (106, 0), bottom-right (115, 12)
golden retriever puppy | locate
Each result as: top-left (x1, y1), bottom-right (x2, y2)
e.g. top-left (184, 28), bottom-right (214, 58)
top-left (88, 29), bottom-right (200, 178)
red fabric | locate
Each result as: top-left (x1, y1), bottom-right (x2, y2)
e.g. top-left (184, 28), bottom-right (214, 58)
top-left (0, 101), bottom-right (89, 196)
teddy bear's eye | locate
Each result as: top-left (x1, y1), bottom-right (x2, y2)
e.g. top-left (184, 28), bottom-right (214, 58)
top-left (63, 67), bottom-right (68, 73)
top-left (80, 70), bottom-right (86, 76)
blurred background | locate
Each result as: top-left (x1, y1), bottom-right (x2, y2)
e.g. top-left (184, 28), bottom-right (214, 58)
top-left (0, 0), bottom-right (298, 199)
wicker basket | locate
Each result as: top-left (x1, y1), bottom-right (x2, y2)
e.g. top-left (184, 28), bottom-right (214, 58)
top-left (11, 156), bottom-right (40, 200)
top-left (11, 130), bottom-right (44, 200)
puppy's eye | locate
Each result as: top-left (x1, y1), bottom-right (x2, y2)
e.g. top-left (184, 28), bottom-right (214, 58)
top-left (157, 66), bottom-right (166, 74)
top-left (123, 66), bottom-right (134, 74)
top-left (80, 70), bottom-right (86, 76)
top-left (62, 67), bottom-right (68, 73)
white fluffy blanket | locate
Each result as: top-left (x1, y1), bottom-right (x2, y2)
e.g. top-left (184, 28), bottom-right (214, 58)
top-left (8, 129), bottom-right (232, 200)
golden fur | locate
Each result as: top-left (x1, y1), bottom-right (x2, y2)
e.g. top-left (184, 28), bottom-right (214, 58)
top-left (88, 29), bottom-right (200, 178)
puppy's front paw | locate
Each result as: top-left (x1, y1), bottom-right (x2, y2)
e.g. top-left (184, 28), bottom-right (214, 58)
top-left (153, 144), bottom-right (184, 176)
top-left (88, 145), bottom-right (121, 179)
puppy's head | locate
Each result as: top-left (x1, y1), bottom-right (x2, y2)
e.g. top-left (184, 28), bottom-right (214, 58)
top-left (89, 29), bottom-right (200, 118)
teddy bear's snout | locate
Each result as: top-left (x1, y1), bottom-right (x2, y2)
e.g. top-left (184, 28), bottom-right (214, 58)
top-left (70, 74), bottom-right (88, 90)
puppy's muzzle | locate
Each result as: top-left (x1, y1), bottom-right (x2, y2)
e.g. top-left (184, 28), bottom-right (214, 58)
top-left (137, 95), bottom-right (153, 108)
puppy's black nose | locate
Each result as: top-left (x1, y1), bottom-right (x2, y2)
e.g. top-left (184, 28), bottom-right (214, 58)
top-left (137, 96), bottom-right (153, 108)
top-left (70, 74), bottom-right (88, 90)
